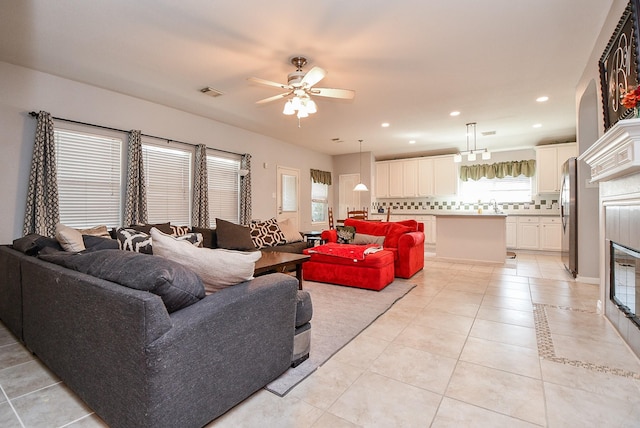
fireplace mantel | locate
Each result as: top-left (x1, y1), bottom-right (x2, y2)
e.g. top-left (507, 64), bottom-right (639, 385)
top-left (580, 118), bottom-right (640, 182)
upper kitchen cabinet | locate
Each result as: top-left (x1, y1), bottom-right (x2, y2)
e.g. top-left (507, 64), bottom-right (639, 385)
top-left (375, 162), bottom-right (390, 198)
top-left (375, 155), bottom-right (458, 198)
top-left (535, 143), bottom-right (577, 193)
top-left (432, 155), bottom-right (458, 196)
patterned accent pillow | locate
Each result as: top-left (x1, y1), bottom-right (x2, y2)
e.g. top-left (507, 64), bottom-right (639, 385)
top-left (170, 225), bottom-right (191, 237)
top-left (249, 218), bottom-right (286, 249)
top-left (336, 226), bottom-right (356, 244)
top-left (176, 232), bottom-right (203, 247)
top-left (116, 228), bottom-right (153, 254)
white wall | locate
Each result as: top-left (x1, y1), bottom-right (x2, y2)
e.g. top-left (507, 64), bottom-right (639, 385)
top-left (0, 61), bottom-right (333, 242)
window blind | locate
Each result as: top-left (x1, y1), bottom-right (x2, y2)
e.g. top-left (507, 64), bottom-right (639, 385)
top-left (207, 153), bottom-right (241, 227)
top-left (142, 142), bottom-right (192, 226)
top-left (55, 129), bottom-right (122, 228)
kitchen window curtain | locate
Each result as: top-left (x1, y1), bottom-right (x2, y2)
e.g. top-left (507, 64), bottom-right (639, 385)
top-left (124, 130), bottom-right (148, 225)
top-left (460, 159), bottom-right (536, 181)
top-left (239, 153), bottom-right (252, 225)
top-left (192, 144), bottom-right (210, 228)
top-left (23, 111), bottom-right (60, 237)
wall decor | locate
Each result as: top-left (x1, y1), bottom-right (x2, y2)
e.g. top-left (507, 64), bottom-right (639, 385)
top-left (599, 1), bottom-right (640, 130)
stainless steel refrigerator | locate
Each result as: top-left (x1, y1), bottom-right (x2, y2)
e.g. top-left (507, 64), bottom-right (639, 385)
top-left (560, 157), bottom-right (578, 277)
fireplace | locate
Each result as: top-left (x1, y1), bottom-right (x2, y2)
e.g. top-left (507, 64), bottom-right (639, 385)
top-left (580, 118), bottom-right (640, 358)
top-left (610, 242), bottom-right (640, 329)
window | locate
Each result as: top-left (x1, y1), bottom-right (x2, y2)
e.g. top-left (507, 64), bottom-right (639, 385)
top-left (311, 181), bottom-right (328, 222)
top-left (55, 129), bottom-right (122, 228)
top-left (459, 175), bottom-right (532, 203)
top-left (206, 152), bottom-right (241, 227)
top-left (142, 142), bottom-right (192, 225)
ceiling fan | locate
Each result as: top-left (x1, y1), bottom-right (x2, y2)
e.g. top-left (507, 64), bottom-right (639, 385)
top-left (248, 56), bottom-right (355, 118)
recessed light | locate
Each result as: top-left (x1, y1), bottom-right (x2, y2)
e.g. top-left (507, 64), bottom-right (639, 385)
top-left (533, 123), bottom-right (542, 128)
top-left (536, 96), bottom-right (549, 103)
top-left (450, 111), bottom-right (461, 117)
top-left (409, 140), bottom-right (416, 144)
top-left (381, 122), bottom-right (390, 128)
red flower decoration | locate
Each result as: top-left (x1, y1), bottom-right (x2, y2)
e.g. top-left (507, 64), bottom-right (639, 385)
top-left (622, 86), bottom-right (640, 109)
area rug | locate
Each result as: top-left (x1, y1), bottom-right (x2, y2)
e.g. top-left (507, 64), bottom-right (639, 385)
top-left (265, 279), bottom-right (416, 396)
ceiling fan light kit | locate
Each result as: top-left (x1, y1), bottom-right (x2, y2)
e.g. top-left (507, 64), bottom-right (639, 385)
top-left (454, 122), bottom-right (491, 163)
top-left (249, 56), bottom-right (355, 123)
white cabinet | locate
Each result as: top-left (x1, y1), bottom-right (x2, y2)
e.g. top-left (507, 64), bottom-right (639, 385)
top-left (433, 155), bottom-right (458, 196)
top-left (388, 161), bottom-right (404, 197)
top-left (516, 216), bottom-right (540, 250)
top-left (535, 143), bottom-right (577, 193)
top-left (375, 162), bottom-right (390, 198)
top-left (506, 217), bottom-right (517, 249)
top-left (402, 159), bottom-right (419, 197)
top-left (540, 217), bottom-right (562, 251)
top-left (412, 214), bottom-right (437, 245)
top-left (375, 155), bottom-right (458, 198)
top-left (417, 158), bottom-right (434, 196)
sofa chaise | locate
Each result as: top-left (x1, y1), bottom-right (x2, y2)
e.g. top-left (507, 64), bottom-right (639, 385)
top-left (0, 241), bottom-right (309, 428)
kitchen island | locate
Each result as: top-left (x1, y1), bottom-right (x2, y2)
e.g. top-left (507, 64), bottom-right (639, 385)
top-left (435, 213), bottom-right (508, 264)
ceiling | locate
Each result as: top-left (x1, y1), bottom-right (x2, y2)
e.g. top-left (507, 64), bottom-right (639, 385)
top-left (0, 0), bottom-right (613, 159)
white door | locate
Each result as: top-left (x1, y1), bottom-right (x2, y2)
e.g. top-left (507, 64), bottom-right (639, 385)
top-left (276, 166), bottom-right (300, 231)
top-left (339, 173), bottom-right (361, 220)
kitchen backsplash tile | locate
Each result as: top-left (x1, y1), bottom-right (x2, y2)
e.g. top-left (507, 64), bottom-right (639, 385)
top-left (372, 196), bottom-right (559, 215)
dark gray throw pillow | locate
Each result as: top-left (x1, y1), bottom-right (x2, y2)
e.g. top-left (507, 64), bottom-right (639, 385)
top-left (40, 249), bottom-right (205, 313)
top-left (215, 218), bottom-right (256, 251)
top-left (12, 234), bottom-right (63, 256)
top-left (82, 235), bottom-right (120, 252)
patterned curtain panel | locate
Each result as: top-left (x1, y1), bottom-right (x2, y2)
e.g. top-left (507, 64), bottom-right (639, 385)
top-left (124, 130), bottom-right (148, 225)
top-left (310, 169), bottom-right (332, 185)
top-left (460, 159), bottom-right (536, 182)
top-left (239, 153), bottom-right (252, 225)
top-left (23, 111), bottom-right (60, 237)
top-left (192, 144), bottom-right (210, 228)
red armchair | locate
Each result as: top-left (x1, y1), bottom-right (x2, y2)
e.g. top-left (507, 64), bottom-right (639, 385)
top-left (321, 218), bottom-right (425, 279)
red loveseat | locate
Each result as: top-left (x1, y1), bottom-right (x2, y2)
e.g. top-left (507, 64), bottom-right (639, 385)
top-left (319, 218), bottom-right (425, 279)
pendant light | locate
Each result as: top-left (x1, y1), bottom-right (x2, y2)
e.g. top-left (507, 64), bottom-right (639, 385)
top-left (453, 122), bottom-right (491, 162)
top-left (353, 139), bottom-right (369, 192)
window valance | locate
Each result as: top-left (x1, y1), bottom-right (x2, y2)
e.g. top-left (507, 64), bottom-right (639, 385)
top-left (460, 159), bottom-right (536, 182)
top-left (310, 169), bottom-right (332, 185)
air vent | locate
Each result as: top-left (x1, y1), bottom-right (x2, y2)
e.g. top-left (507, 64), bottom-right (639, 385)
top-left (200, 87), bottom-right (223, 97)
top-left (331, 137), bottom-right (343, 143)
top-left (481, 130), bottom-right (496, 136)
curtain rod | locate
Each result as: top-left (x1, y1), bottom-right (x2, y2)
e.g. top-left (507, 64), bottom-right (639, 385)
top-left (28, 111), bottom-right (244, 157)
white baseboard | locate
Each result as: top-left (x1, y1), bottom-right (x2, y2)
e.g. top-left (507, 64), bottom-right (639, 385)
top-left (576, 275), bottom-right (599, 285)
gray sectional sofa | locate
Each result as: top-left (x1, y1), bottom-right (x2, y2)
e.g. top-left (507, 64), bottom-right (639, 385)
top-left (0, 244), bottom-right (309, 428)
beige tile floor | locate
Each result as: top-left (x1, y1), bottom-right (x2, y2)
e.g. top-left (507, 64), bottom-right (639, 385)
top-left (2, 251), bottom-right (640, 427)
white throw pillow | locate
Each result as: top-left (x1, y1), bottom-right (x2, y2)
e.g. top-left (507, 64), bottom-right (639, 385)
top-left (277, 218), bottom-right (302, 243)
top-left (150, 228), bottom-right (262, 294)
top-left (55, 223), bottom-right (86, 252)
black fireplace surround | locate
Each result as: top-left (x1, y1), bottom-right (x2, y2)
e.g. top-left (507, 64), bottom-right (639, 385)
top-left (610, 242), bottom-right (640, 329)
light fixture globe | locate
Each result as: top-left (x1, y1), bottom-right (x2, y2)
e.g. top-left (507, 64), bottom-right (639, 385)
top-left (283, 100), bottom-right (295, 115)
top-left (353, 182), bottom-right (369, 192)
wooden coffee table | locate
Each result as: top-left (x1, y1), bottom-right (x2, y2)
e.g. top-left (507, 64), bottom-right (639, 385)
top-left (254, 251), bottom-right (310, 289)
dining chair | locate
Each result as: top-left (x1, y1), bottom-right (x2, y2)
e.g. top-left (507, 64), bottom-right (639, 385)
top-left (328, 207), bottom-right (335, 229)
top-left (346, 207), bottom-right (368, 220)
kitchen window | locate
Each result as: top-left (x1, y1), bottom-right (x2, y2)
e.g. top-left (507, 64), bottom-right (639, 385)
top-left (459, 175), bottom-right (532, 203)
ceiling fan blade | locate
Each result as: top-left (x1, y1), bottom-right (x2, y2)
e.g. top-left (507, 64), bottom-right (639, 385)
top-left (255, 92), bottom-right (292, 104)
top-left (301, 66), bottom-right (326, 87)
top-left (247, 76), bottom-right (290, 90)
top-left (310, 87), bottom-right (356, 100)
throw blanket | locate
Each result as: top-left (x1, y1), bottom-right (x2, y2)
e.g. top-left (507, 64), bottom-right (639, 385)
top-left (308, 243), bottom-right (383, 261)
